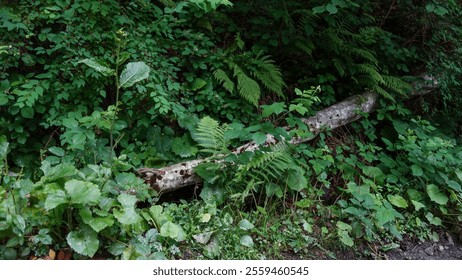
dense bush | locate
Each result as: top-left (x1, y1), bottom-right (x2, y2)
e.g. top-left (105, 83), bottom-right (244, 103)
top-left (1, 0), bottom-right (461, 259)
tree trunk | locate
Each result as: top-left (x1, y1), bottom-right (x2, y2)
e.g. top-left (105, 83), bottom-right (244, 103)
top-left (137, 75), bottom-right (438, 193)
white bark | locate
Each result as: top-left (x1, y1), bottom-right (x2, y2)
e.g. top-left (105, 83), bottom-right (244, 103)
top-left (137, 75), bottom-right (438, 193)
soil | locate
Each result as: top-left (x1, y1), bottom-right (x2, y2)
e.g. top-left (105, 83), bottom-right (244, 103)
top-left (383, 232), bottom-right (462, 260)
top-left (308, 232), bottom-right (462, 260)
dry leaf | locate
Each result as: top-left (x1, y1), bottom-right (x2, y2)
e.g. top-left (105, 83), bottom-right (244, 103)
top-left (49, 249), bottom-right (56, 260)
top-left (57, 249), bottom-right (72, 260)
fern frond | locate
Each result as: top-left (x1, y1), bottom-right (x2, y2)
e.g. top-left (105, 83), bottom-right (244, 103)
top-left (346, 47), bottom-right (378, 66)
top-left (333, 58), bottom-right (347, 77)
top-left (294, 40), bottom-right (315, 55)
top-left (233, 64), bottom-right (261, 106)
top-left (381, 75), bottom-right (412, 96)
top-left (213, 68), bottom-right (235, 93)
top-left (371, 85), bottom-right (395, 101)
top-left (235, 142), bottom-right (293, 183)
top-left (194, 116), bottom-right (229, 155)
top-left (247, 54), bottom-right (285, 97)
top-left (357, 63), bottom-right (385, 84)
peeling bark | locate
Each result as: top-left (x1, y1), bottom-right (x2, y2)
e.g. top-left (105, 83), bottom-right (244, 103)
top-left (137, 75), bottom-right (439, 193)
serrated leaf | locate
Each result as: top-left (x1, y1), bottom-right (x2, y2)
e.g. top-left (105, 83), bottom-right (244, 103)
top-left (295, 198), bottom-right (311, 208)
top-left (240, 235), bottom-right (254, 247)
top-left (455, 169), bottom-right (462, 182)
top-left (411, 200), bottom-right (425, 211)
top-left (289, 104), bottom-right (309, 115)
top-left (44, 190), bottom-right (67, 210)
top-left (426, 184), bottom-right (448, 205)
top-left (193, 232), bottom-right (214, 244)
top-left (375, 207), bottom-right (395, 226)
top-left (20, 107), bottom-right (34, 119)
top-left (261, 102), bottom-right (286, 118)
top-left (79, 208), bottom-right (114, 233)
top-left (387, 195), bottom-right (408, 208)
top-left (238, 219), bottom-right (254, 230)
top-left (113, 194), bottom-right (141, 225)
top-left (326, 3), bottom-right (338, 14)
top-left (119, 62), bottom-right (150, 88)
top-left (172, 136), bottom-right (198, 158)
top-left (336, 221), bottom-right (352, 231)
top-left (287, 169), bottom-right (308, 191)
top-left (425, 212), bottom-right (442, 226)
top-left (78, 58), bottom-right (115, 76)
top-left (251, 132), bottom-right (267, 145)
top-left (66, 227), bottom-right (99, 257)
top-left (64, 180), bottom-right (101, 205)
top-left (411, 164), bottom-right (423, 177)
top-left (191, 78), bottom-right (207, 91)
top-left (447, 180), bottom-right (461, 192)
top-left (312, 5), bottom-right (326, 14)
top-left (160, 221), bottom-right (186, 242)
top-left (362, 166), bottom-right (384, 178)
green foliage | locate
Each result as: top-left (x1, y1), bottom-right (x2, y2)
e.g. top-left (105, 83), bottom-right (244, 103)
top-left (194, 116), bottom-right (229, 155)
top-left (1, 0), bottom-right (462, 259)
top-left (214, 50), bottom-right (285, 106)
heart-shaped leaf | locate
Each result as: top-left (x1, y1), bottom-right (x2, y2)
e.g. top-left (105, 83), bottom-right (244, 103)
top-left (65, 180), bottom-right (101, 205)
top-left (119, 62), bottom-right (150, 88)
top-left (66, 226), bottom-right (99, 257)
top-left (113, 194), bottom-right (141, 225)
top-left (426, 184), bottom-right (448, 205)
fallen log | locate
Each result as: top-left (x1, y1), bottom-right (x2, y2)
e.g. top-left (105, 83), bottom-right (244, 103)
top-left (137, 75), bottom-right (439, 193)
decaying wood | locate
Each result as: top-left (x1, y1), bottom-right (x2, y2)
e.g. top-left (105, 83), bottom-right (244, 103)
top-left (137, 75), bottom-right (439, 193)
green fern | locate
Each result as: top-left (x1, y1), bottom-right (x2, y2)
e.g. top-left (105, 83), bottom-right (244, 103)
top-left (245, 53), bottom-right (285, 97)
top-left (381, 75), bottom-right (412, 96)
top-left (234, 142), bottom-right (293, 184)
top-left (194, 116), bottom-right (229, 155)
top-left (333, 58), bottom-right (347, 77)
top-left (213, 68), bottom-right (235, 93)
top-left (357, 63), bottom-right (385, 85)
top-left (213, 50), bottom-right (285, 106)
top-left (345, 47), bottom-right (378, 66)
top-left (233, 64), bottom-right (261, 106)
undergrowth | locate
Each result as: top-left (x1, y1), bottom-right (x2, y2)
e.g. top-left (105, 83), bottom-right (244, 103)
top-left (1, 0), bottom-right (462, 259)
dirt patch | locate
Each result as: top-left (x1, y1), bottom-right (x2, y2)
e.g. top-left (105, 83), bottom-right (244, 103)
top-left (384, 233), bottom-right (462, 260)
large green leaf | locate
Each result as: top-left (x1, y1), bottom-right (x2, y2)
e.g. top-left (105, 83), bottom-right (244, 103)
top-left (65, 180), bottom-right (101, 205)
top-left (20, 107), bottom-right (34, 119)
top-left (78, 58), bottom-right (115, 76)
top-left (238, 219), bottom-right (254, 231)
top-left (41, 163), bottom-right (77, 183)
top-left (375, 207), bottom-right (396, 226)
top-left (66, 226), bottom-right (99, 257)
top-left (44, 190), bottom-right (68, 210)
top-left (411, 164), bottom-right (423, 177)
top-left (287, 169), bottom-right (308, 191)
top-left (172, 135), bottom-right (199, 158)
top-left (239, 235), bottom-right (254, 247)
top-left (160, 221), bottom-right (186, 242)
top-left (119, 62), bottom-right (150, 88)
top-left (387, 194), bottom-right (408, 208)
top-left (113, 194), bottom-right (141, 225)
top-left (336, 221), bottom-right (354, 247)
top-left (426, 184), bottom-right (448, 205)
top-left (79, 208), bottom-right (114, 233)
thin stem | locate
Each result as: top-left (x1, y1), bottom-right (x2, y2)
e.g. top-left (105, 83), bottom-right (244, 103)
top-left (109, 43), bottom-right (122, 161)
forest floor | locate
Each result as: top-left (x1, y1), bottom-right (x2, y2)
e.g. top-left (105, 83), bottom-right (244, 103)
top-left (331, 232), bottom-right (462, 260)
top-left (383, 232), bottom-right (462, 260)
